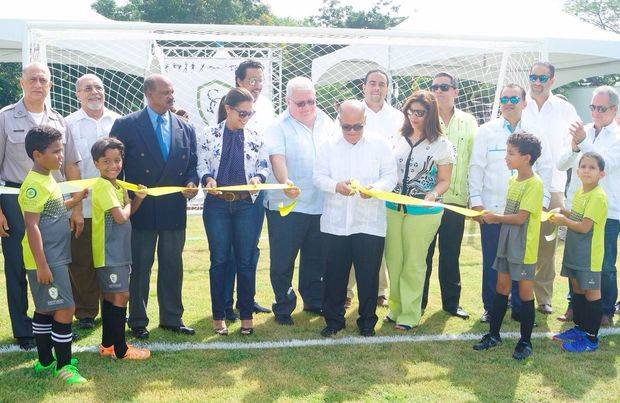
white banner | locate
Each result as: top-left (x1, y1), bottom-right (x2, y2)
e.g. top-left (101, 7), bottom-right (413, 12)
top-left (163, 55), bottom-right (273, 131)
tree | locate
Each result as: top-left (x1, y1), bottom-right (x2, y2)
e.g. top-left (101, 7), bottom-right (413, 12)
top-left (0, 64), bottom-right (21, 109)
top-left (312, 0), bottom-right (405, 29)
top-left (564, 0), bottom-right (619, 33)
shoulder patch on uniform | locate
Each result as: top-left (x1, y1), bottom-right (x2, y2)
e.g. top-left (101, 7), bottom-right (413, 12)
top-left (25, 187), bottom-right (37, 199)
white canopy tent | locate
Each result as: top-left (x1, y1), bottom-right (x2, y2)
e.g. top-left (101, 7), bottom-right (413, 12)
top-left (311, 0), bottom-right (620, 88)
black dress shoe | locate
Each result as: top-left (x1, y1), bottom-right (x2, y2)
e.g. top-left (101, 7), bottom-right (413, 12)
top-left (447, 307), bottom-right (470, 320)
top-left (480, 311), bottom-right (490, 323)
top-left (512, 340), bottom-right (533, 361)
top-left (159, 324), bottom-right (196, 335)
top-left (359, 328), bottom-right (375, 337)
top-left (320, 326), bottom-right (342, 337)
top-left (17, 337), bottom-right (36, 350)
top-left (253, 302), bottom-right (271, 314)
top-left (473, 333), bottom-right (502, 351)
top-left (225, 309), bottom-right (238, 322)
top-left (275, 315), bottom-right (294, 325)
top-left (131, 327), bottom-right (150, 339)
top-left (77, 317), bottom-right (95, 329)
top-left (303, 307), bottom-right (323, 316)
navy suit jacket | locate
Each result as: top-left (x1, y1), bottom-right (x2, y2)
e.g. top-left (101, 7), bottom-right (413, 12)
top-left (110, 108), bottom-right (199, 231)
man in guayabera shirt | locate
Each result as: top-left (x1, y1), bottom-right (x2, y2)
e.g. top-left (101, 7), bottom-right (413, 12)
top-left (423, 72), bottom-right (478, 320)
top-left (0, 62), bottom-right (82, 350)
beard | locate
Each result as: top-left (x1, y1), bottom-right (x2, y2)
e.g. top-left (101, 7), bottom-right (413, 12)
top-left (87, 100), bottom-right (104, 111)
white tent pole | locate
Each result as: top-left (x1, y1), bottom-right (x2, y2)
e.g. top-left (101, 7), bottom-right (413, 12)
top-left (21, 24), bottom-right (30, 67)
top-left (491, 50), bottom-right (510, 120)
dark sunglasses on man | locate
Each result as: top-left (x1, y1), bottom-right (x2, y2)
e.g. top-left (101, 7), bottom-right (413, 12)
top-left (529, 74), bottom-right (550, 83)
top-left (407, 109), bottom-right (427, 118)
top-left (589, 104), bottom-right (613, 113)
top-left (500, 96), bottom-right (520, 105)
top-left (293, 99), bottom-right (316, 108)
top-left (232, 107), bottom-right (255, 119)
top-left (340, 123), bottom-right (364, 132)
top-left (430, 83), bottom-right (454, 92)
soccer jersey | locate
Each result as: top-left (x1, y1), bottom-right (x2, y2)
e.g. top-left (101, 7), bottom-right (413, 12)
top-left (495, 174), bottom-right (543, 265)
top-left (91, 177), bottom-right (132, 268)
top-left (19, 171), bottom-right (71, 270)
top-left (563, 185), bottom-right (608, 272)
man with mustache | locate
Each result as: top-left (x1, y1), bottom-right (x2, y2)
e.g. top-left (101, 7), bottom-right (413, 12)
top-left (65, 74), bottom-right (120, 329)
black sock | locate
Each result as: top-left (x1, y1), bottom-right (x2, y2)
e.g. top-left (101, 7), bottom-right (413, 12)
top-left (51, 320), bottom-right (73, 369)
top-left (490, 293), bottom-right (509, 338)
top-left (520, 299), bottom-right (535, 344)
top-left (583, 298), bottom-right (602, 342)
top-left (572, 293), bottom-right (586, 329)
top-left (32, 312), bottom-right (54, 366)
top-left (101, 300), bottom-right (114, 348)
top-left (111, 304), bottom-right (128, 358)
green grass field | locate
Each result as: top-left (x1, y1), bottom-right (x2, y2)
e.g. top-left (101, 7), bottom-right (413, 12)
top-left (0, 216), bottom-right (618, 402)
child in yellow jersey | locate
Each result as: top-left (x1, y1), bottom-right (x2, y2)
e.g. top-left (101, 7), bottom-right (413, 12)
top-left (473, 132), bottom-right (543, 361)
top-left (20, 126), bottom-right (88, 385)
top-left (90, 137), bottom-right (150, 360)
top-left (550, 152), bottom-right (607, 352)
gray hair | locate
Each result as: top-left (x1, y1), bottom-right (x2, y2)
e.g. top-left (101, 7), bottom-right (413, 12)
top-left (143, 74), bottom-right (171, 94)
top-left (21, 62), bottom-right (51, 79)
top-left (593, 85), bottom-right (619, 107)
top-left (337, 99), bottom-right (366, 119)
top-left (286, 77), bottom-right (315, 99)
top-left (75, 73), bottom-right (102, 92)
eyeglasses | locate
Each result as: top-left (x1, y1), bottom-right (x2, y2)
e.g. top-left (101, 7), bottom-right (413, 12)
top-left (529, 74), bottom-right (550, 83)
top-left (430, 83), bottom-right (454, 92)
top-left (79, 85), bottom-right (104, 93)
top-left (293, 99), bottom-right (316, 108)
top-left (231, 107), bottom-right (255, 119)
top-left (407, 109), bottom-right (427, 118)
top-left (589, 104), bottom-right (613, 113)
top-left (500, 96), bottom-right (520, 105)
top-left (340, 123), bottom-right (364, 132)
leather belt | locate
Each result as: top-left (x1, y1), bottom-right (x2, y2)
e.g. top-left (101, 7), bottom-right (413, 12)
top-left (212, 191), bottom-right (250, 202)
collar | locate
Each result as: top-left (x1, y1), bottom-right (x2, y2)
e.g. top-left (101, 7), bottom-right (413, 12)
top-left (526, 92), bottom-right (560, 110)
top-left (14, 98), bottom-right (56, 120)
top-left (73, 107), bottom-right (114, 122)
top-left (146, 106), bottom-right (170, 124)
top-left (502, 117), bottom-right (523, 133)
top-left (364, 101), bottom-right (387, 115)
top-left (336, 134), bottom-right (367, 146)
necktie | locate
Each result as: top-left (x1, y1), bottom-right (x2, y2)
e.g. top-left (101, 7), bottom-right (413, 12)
top-left (155, 115), bottom-right (169, 159)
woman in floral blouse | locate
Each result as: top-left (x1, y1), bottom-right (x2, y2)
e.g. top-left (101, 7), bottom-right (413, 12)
top-left (197, 87), bottom-right (270, 336)
top-left (384, 90), bottom-right (455, 331)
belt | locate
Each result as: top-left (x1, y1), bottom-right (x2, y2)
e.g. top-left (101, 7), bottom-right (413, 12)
top-left (4, 181), bottom-right (22, 188)
top-left (212, 191), bottom-right (250, 202)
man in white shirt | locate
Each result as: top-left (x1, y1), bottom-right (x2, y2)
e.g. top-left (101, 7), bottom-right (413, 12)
top-left (345, 69), bottom-right (404, 309)
top-left (65, 74), bottom-right (119, 329)
top-left (469, 83), bottom-right (552, 322)
top-left (314, 100), bottom-right (397, 337)
top-left (521, 61), bottom-right (580, 315)
top-left (557, 85), bottom-right (620, 325)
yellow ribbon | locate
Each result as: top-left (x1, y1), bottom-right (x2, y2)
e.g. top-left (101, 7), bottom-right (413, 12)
top-left (349, 180), bottom-right (484, 218)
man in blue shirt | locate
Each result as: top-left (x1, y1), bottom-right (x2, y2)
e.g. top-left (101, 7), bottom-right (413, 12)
top-left (265, 77), bottom-right (337, 325)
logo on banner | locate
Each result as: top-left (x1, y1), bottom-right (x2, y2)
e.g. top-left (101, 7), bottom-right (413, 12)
top-left (196, 79), bottom-right (233, 126)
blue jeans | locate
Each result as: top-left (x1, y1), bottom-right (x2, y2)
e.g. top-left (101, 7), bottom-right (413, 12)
top-left (602, 219), bottom-right (619, 315)
top-left (203, 193), bottom-right (264, 321)
top-left (480, 223), bottom-right (521, 313)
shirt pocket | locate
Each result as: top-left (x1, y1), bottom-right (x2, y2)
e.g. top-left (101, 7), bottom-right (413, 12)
top-left (7, 128), bottom-right (27, 144)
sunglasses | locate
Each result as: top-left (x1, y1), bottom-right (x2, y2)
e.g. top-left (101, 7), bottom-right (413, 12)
top-left (407, 109), bottom-right (427, 118)
top-left (340, 123), bottom-right (364, 132)
top-left (231, 107), bottom-right (255, 119)
top-left (529, 74), bottom-right (550, 83)
top-left (430, 83), bottom-right (454, 92)
top-left (589, 104), bottom-right (613, 113)
top-left (293, 99), bottom-right (316, 108)
top-left (500, 96), bottom-right (520, 105)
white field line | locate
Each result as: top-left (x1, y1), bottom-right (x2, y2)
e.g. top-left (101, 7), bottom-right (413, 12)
top-left (1, 328), bottom-right (618, 354)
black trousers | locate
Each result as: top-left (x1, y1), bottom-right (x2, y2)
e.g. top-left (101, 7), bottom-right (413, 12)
top-left (128, 228), bottom-right (186, 329)
top-left (0, 194), bottom-right (32, 339)
top-left (322, 232), bottom-right (384, 331)
top-left (423, 208), bottom-right (465, 312)
top-left (267, 210), bottom-right (325, 316)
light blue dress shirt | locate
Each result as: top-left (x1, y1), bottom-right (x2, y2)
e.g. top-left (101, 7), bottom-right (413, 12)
top-left (146, 106), bottom-right (171, 155)
top-left (264, 109), bottom-right (336, 215)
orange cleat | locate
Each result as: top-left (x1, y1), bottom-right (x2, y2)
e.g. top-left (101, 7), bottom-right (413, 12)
top-left (99, 345), bottom-right (115, 357)
top-left (120, 344), bottom-right (151, 360)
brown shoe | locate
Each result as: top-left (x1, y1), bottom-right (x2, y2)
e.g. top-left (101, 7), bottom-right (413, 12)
top-left (557, 307), bottom-right (573, 322)
top-left (601, 314), bottom-right (614, 327)
top-left (377, 296), bottom-right (388, 307)
top-left (344, 297), bottom-right (352, 310)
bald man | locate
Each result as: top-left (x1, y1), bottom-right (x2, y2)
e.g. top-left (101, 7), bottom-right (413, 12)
top-left (313, 100), bottom-right (397, 337)
top-left (110, 74), bottom-right (199, 339)
top-left (0, 62), bottom-right (82, 350)
top-left (65, 74), bottom-right (120, 329)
